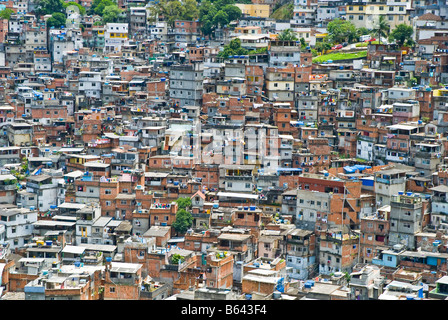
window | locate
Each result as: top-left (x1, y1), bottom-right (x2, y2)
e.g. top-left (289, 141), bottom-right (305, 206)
top-left (110, 287), bottom-right (115, 293)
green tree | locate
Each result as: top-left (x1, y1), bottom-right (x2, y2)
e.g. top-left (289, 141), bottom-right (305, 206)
top-left (171, 253), bottom-right (185, 265)
top-left (357, 27), bottom-right (371, 38)
top-left (300, 37), bottom-right (307, 50)
top-left (63, 2), bottom-right (86, 15)
top-left (212, 10), bottom-right (229, 28)
top-left (164, 0), bottom-right (185, 27)
top-left (277, 28), bottom-right (298, 41)
top-left (327, 18), bottom-right (357, 44)
top-left (214, 0), bottom-right (235, 9)
top-left (175, 197), bottom-right (192, 210)
top-left (46, 12), bottom-right (66, 28)
top-left (35, 0), bottom-right (64, 17)
top-left (0, 8), bottom-right (15, 20)
top-left (92, 0), bottom-right (115, 16)
top-left (229, 38), bottom-right (241, 50)
top-left (198, 0), bottom-right (241, 37)
top-left (389, 23), bottom-right (414, 47)
top-left (314, 37), bottom-right (332, 54)
top-left (373, 15), bottom-right (390, 45)
top-left (198, 0), bottom-right (217, 35)
top-left (222, 4), bottom-right (241, 22)
top-left (102, 5), bottom-right (121, 23)
top-left (201, 18), bottom-right (214, 36)
top-left (182, 0), bottom-right (199, 21)
top-left (199, 0), bottom-right (216, 18)
top-left (172, 209), bottom-right (193, 235)
top-left (218, 38), bottom-right (249, 59)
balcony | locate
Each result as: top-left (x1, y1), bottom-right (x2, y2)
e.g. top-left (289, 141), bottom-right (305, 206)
top-left (111, 158), bottom-right (136, 165)
top-left (357, 135), bottom-right (377, 143)
top-left (109, 275), bottom-right (140, 286)
top-left (375, 177), bottom-right (405, 185)
top-left (150, 203), bottom-right (173, 210)
top-left (0, 183), bottom-right (17, 191)
top-left (224, 175), bottom-right (253, 181)
top-left (432, 196), bottom-right (448, 204)
top-left (287, 237), bottom-right (305, 245)
top-left (283, 199), bottom-right (297, 206)
top-left (82, 251), bottom-right (103, 264)
top-left (390, 195), bottom-right (422, 209)
top-left (415, 151), bottom-right (441, 159)
top-left (146, 180), bottom-right (162, 186)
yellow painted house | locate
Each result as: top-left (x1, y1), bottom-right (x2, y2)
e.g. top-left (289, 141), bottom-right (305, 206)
top-left (234, 4), bottom-right (270, 18)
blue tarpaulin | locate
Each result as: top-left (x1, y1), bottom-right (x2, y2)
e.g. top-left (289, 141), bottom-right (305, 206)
top-left (277, 168), bottom-right (303, 172)
top-left (343, 166), bottom-right (356, 173)
top-left (344, 165), bottom-right (372, 173)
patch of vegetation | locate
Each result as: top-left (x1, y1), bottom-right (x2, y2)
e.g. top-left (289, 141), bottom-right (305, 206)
top-left (171, 253), bottom-right (185, 265)
top-left (312, 50), bottom-right (367, 63)
top-left (270, 2), bottom-right (293, 20)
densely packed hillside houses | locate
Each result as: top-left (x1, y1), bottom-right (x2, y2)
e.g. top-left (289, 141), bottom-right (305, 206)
top-left (0, 0), bottom-right (447, 301)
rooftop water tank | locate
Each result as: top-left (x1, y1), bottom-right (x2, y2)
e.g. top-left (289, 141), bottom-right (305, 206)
top-left (272, 291), bottom-right (282, 299)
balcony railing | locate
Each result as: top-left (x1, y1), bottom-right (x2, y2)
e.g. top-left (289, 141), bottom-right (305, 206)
top-left (375, 177), bottom-right (405, 185)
